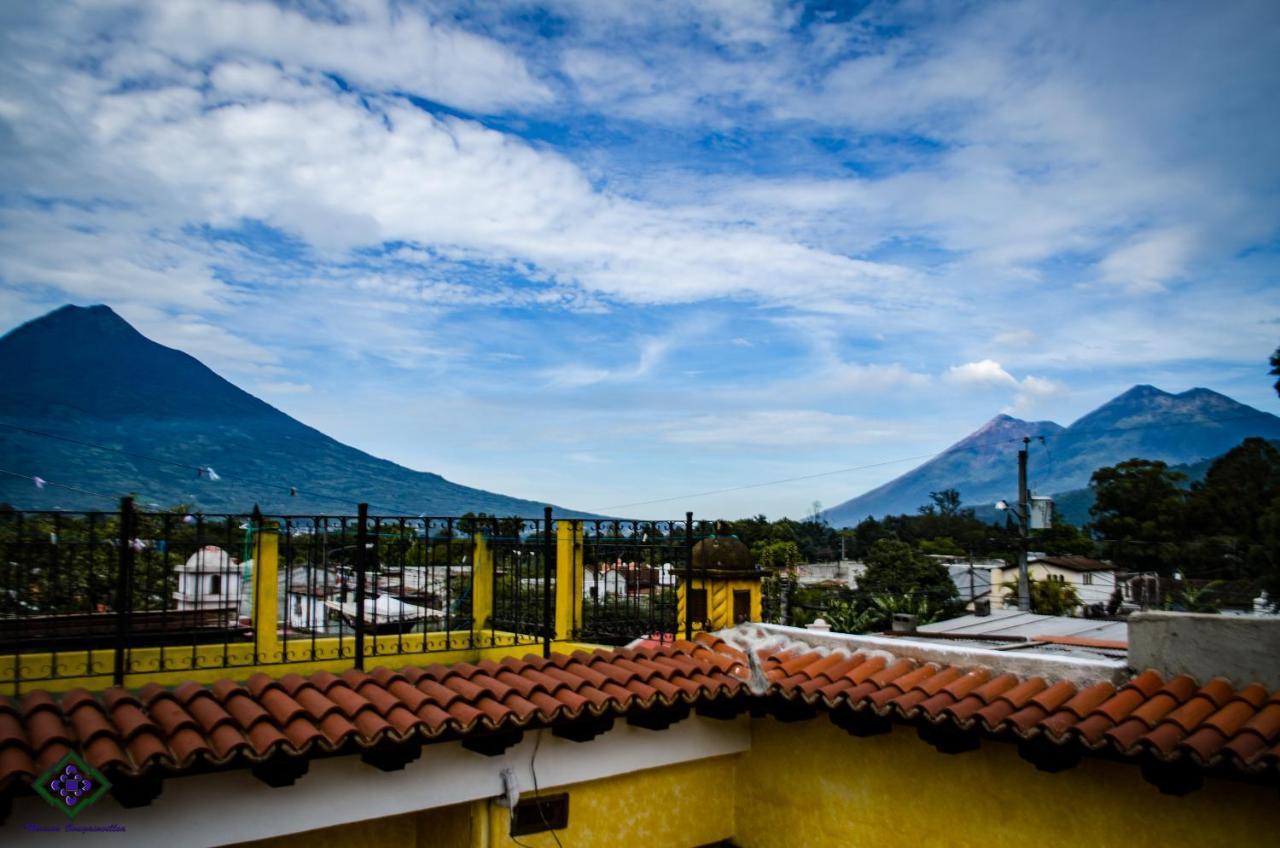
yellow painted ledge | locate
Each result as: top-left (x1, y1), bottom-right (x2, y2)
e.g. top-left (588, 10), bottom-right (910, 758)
top-left (1, 636), bottom-right (607, 694)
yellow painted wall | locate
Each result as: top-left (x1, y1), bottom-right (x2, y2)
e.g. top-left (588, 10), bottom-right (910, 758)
top-left (736, 716), bottom-right (1275, 848)
top-left (486, 755), bottom-right (737, 848)
top-left (231, 800), bottom-right (472, 848)
top-left (231, 756), bottom-right (737, 848)
top-left (218, 715), bottom-right (1274, 848)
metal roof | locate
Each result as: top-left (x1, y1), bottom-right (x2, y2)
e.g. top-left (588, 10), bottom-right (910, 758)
top-left (918, 609), bottom-right (1127, 641)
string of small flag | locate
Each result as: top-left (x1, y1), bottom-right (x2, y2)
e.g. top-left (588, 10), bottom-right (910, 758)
top-left (0, 467), bottom-right (116, 500)
top-left (0, 422), bottom-right (346, 506)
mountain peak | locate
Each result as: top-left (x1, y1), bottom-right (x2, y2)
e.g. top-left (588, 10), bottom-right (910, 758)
top-left (0, 304), bottom-right (590, 516)
top-left (1115, 384), bottom-right (1172, 401)
top-left (0, 303), bottom-right (274, 421)
top-left (963, 413), bottom-right (1062, 443)
top-left (28, 303), bottom-right (129, 328)
top-left (824, 383), bottom-right (1280, 524)
top-left (1176, 387), bottom-right (1233, 402)
top-left (4, 303), bottom-right (143, 349)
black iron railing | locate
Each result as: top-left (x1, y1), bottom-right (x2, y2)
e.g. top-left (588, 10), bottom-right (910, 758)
top-left (0, 500), bottom-right (725, 691)
top-left (577, 515), bottom-right (712, 645)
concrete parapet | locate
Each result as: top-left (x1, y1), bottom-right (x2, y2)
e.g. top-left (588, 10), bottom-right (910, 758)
top-left (1128, 611), bottom-right (1280, 688)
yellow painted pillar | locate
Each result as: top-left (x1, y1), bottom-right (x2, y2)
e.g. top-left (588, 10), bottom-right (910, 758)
top-left (252, 521), bottom-right (280, 664)
top-left (470, 800), bottom-right (491, 848)
top-left (555, 520), bottom-right (582, 641)
top-left (471, 534), bottom-right (493, 639)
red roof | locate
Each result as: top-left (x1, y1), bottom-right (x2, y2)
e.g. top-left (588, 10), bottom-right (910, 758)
top-left (1, 634), bottom-right (1277, 810)
top-left (1029, 555), bottom-right (1114, 572)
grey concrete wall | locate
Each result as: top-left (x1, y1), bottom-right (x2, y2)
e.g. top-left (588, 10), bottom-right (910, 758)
top-left (1128, 612), bottom-right (1280, 689)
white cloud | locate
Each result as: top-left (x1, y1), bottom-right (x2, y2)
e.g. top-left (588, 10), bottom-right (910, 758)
top-left (946, 359), bottom-right (1018, 387)
top-left (662, 410), bottom-right (909, 448)
top-left (829, 362), bottom-right (932, 392)
top-left (1099, 227), bottom-right (1198, 292)
top-left (540, 333), bottom-right (679, 389)
top-left (946, 359), bottom-right (1063, 416)
top-left (0, 0), bottom-right (1276, 521)
top-left (993, 330), bottom-right (1034, 347)
top-left (140, 0), bottom-right (552, 113)
top-left (256, 381), bottom-right (313, 395)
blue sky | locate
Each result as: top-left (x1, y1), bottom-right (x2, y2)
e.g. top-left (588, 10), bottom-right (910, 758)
top-left (1, 0), bottom-right (1278, 519)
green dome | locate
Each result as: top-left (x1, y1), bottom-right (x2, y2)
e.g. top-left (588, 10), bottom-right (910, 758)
top-left (691, 536), bottom-right (755, 573)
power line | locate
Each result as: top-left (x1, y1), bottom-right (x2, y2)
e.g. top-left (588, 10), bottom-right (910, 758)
top-left (595, 411), bottom-right (1276, 511)
top-left (0, 420), bottom-right (409, 514)
top-left (597, 453), bottom-right (941, 510)
top-left (0, 421), bottom-right (201, 475)
top-left (0, 467), bottom-right (117, 501)
top-left (1027, 411), bottom-right (1269, 444)
top-left (1, 408), bottom-right (1271, 516)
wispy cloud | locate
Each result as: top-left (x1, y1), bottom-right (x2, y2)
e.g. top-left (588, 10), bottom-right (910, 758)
top-left (0, 0), bottom-right (1275, 518)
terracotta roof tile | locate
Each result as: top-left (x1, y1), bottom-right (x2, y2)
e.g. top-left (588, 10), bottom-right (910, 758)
top-left (67, 702), bottom-right (118, 745)
top-left (416, 703), bottom-right (453, 735)
top-left (1, 634), bottom-right (1277, 805)
top-left (316, 713), bottom-right (358, 747)
top-left (245, 722), bottom-right (290, 757)
top-left (207, 724), bottom-right (250, 760)
top-left (946, 673), bottom-right (1019, 724)
top-left (473, 697), bottom-right (513, 727)
top-left (383, 706), bottom-right (424, 737)
top-left (500, 693), bottom-right (541, 723)
top-left (168, 727), bottom-right (212, 765)
top-left (0, 745), bottom-right (36, 785)
top-left (280, 716), bottom-right (324, 750)
top-left (82, 735), bottom-right (129, 772)
top-left (0, 710), bottom-right (27, 751)
top-left (444, 699), bottom-right (485, 731)
top-left (416, 679), bottom-right (463, 708)
top-left (125, 731), bottom-right (173, 770)
top-left (186, 695), bottom-right (235, 733)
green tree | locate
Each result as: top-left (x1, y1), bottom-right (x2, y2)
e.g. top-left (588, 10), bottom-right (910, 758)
top-left (1258, 497), bottom-right (1280, 609)
top-left (1001, 576), bottom-right (1081, 615)
top-left (928, 488), bottom-right (963, 516)
top-left (1088, 459), bottom-right (1187, 574)
top-left (1271, 344), bottom-right (1280, 397)
top-left (1183, 438), bottom-right (1280, 582)
top-left (918, 536), bottom-right (964, 556)
top-left (1166, 580), bottom-right (1223, 614)
top-left (825, 593), bottom-right (945, 634)
top-left (1031, 515), bottom-right (1097, 557)
top-left (756, 540), bottom-right (801, 572)
top-left (857, 539), bottom-right (958, 605)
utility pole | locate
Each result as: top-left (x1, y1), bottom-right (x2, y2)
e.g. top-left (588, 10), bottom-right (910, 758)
top-left (1017, 436), bottom-right (1031, 612)
top-left (968, 549), bottom-right (975, 606)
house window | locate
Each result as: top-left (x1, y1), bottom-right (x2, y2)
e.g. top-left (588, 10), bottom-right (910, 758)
top-left (688, 588), bottom-right (708, 623)
top-left (209, 574), bottom-right (221, 595)
top-left (1083, 573), bottom-right (1093, 585)
top-left (733, 590), bottom-right (751, 624)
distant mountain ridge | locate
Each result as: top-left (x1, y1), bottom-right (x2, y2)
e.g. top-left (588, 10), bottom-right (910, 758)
top-left (0, 305), bottom-right (592, 516)
top-left (823, 384), bottom-right (1280, 526)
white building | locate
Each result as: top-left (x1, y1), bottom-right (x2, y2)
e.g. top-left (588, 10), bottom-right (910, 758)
top-left (173, 546), bottom-right (242, 625)
top-left (1026, 556), bottom-right (1117, 611)
top-left (937, 555), bottom-right (1116, 613)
